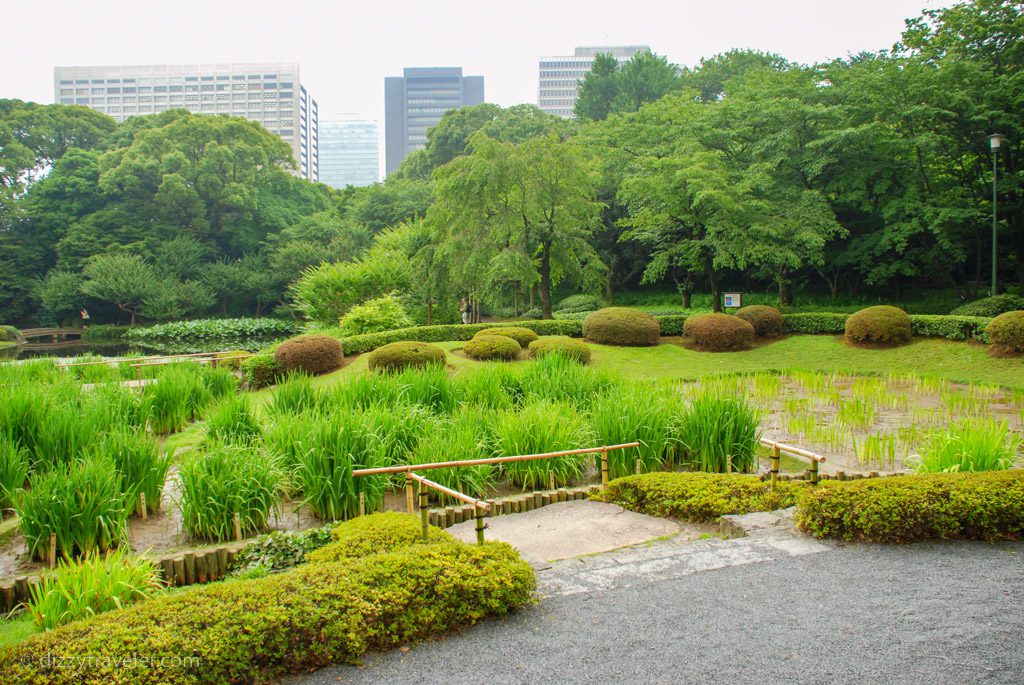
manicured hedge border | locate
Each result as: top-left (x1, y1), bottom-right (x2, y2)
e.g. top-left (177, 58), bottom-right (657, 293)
top-left (783, 312), bottom-right (991, 341)
top-left (794, 471), bottom-right (1024, 543)
top-left (600, 472), bottom-right (807, 523)
top-left (0, 515), bottom-right (535, 684)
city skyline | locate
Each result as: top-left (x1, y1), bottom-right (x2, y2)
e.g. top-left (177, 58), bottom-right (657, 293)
top-left (4, 0), bottom-right (955, 129)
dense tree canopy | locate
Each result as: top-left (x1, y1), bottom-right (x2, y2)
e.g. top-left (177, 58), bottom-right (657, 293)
top-left (1, 0), bottom-right (1020, 327)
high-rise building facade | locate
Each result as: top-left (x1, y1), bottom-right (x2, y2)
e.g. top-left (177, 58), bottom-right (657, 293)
top-left (538, 46), bottom-right (650, 118)
top-left (384, 67), bottom-right (484, 175)
top-left (318, 118), bottom-right (380, 188)
top-left (53, 63), bottom-right (319, 181)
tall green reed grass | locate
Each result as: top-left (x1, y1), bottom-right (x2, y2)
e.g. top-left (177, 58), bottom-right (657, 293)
top-left (591, 385), bottom-right (681, 479)
top-left (204, 394), bottom-right (263, 446)
top-left (178, 444), bottom-right (283, 542)
top-left (92, 428), bottom-right (170, 514)
top-left (411, 410), bottom-right (496, 500)
top-left (28, 548), bottom-right (162, 630)
top-left (914, 418), bottom-right (1021, 473)
top-left (489, 401), bottom-right (592, 489)
top-left (675, 390), bottom-right (761, 473)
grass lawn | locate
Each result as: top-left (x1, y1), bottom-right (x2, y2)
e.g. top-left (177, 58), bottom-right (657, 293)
top-left (252, 335), bottom-right (1023, 399)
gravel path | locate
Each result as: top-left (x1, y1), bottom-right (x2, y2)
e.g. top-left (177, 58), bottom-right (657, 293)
top-left (291, 540), bottom-right (1024, 685)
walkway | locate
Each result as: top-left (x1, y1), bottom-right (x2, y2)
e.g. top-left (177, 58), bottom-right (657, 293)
top-left (291, 521), bottom-right (1024, 685)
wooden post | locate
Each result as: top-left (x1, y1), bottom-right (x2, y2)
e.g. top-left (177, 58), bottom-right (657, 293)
top-left (233, 513), bottom-right (242, 542)
top-left (810, 459), bottom-right (819, 485)
top-left (726, 456), bottom-right (733, 474)
top-left (419, 487), bottom-right (430, 543)
top-left (217, 547), bottom-right (229, 578)
top-left (14, 577), bottom-right (29, 603)
top-left (196, 554), bottom-right (208, 584)
top-left (48, 534), bottom-right (57, 569)
top-left (358, 492), bottom-right (366, 517)
top-left (475, 506), bottom-right (486, 545)
top-left (770, 445), bottom-right (780, 492)
top-left (160, 558), bottom-right (174, 586)
top-left (548, 471), bottom-right (556, 492)
top-left (139, 492), bottom-right (148, 521)
top-left (635, 456), bottom-right (643, 475)
top-left (184, 553), bottom-right (197, 585)
top-left (173, 557), bottom-right (185, 587)
top-left (601, 447), bottom-right (609, 487)
top-left (405, 473), bottom-right (415, 515)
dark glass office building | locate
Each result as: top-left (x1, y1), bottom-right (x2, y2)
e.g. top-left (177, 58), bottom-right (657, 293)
top-left (384, 67), bottom-right (484, 175)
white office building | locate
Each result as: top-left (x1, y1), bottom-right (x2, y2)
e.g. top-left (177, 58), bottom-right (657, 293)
top-left (538, 46), bottom-right (650, 118)
top-left (318, 118), bottom-right (379, 188)
top-left (53, 62), bottom-right (319, 181)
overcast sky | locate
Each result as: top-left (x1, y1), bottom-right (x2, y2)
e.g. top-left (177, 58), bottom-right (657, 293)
top-left (6, 0), bottom-right (954, 122)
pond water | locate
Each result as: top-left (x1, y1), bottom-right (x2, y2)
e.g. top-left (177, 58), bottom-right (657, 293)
top-left (1, 338), bottom-right (280, 361)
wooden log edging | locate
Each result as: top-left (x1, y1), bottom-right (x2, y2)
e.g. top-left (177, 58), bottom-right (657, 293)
top-left (426, 484), bottom-right (603, 529)
top-left (0, 542), bottom-right (248, 614)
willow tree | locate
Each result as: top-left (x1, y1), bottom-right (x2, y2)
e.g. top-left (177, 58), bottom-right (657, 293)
top-left (429, 133), bottom-right (604, 319)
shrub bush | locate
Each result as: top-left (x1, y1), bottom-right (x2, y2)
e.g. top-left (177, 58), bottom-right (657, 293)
top-left (909, 315), bottom-right (990, 341)
top-left (683, 313), bottom-right (756, 351)
top-left (0, 324), bottom-right (20, 340)
top-left (583, 307), bottom-right (660, 346)
top-left (338, 293), bottom-right (414, 336)
top-left (307, 512), bottom-right (453, 563)
top-left (950, 294), bottom-right (1024, 317)
top-left (241, 353), bottom-right (283, 389)
top-left (782, 312), bottom-right (849, 334)
top-left (844, 305), bottom-right (912, 346)
top-left (274, 334), bottom-right (344, 376)
top-left (527, 336), bottom-right (592, 364)
top-left (986, 310), bottom-right (1024, 353)
top-left (463, 334), bottom-right (521, 361)
top-left (794, 471), bottom-right (1024, 542)
top-left (472, 326), bottom-right (539, 348)
top-left (367, 341), bottom-right (447, 372)
top-left (28, 549), bottom-right (161, 630)
top-left (735, 305), bottom-right (783, 337)
top-left (602, 472), bottom-right (806, 522)
top-left (178, 445), bottom-right (283, 542)
top-left (0, 520), bottom-right (535, 685)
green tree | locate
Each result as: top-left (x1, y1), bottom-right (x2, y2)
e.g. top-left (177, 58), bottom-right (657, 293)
top-left (430, 133), bottom-right (604, 318)
top-left (79, 254), bottom-right (159, 325)
top-left (575, 51), bottom-right (681, 122)
top-left (34, 270), bottom-right (83, 326)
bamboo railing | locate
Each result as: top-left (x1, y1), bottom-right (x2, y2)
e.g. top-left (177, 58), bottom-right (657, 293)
top-left (759, 438), bottom-right (826, 489)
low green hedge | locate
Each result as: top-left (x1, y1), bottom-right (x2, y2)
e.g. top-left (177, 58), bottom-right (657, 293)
top-left (783, 312), bottom-right (991, 341)
top-left (337, 319), bottom-right (583, 354)
top-left (600, 472), bottom-right (807, 523)
top-left (527, 336), bottom-right (592, 364)
top-left (950, 294), bottom-right (1024, 317)
top-left (0, 514), bottom-right (536, 684)
top-left (795, 471), bottom-right (1024, 543)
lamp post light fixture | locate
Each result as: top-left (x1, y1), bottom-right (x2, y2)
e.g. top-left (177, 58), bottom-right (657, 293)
top-left (988, 134), bottom-right (1006, 296)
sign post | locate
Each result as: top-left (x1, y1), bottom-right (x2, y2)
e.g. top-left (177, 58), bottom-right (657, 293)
top-left (723, 292), bottom-right (742, 309)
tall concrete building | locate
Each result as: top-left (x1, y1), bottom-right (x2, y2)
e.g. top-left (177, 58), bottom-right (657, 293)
top-left (53, 63), bottom-right (319, 181)
top-left (318, 117), bottom-right (380, 188)
top-left (538, 46), bottom-right (650, 118)
top-left (384, 67), bottom-right (484, 175)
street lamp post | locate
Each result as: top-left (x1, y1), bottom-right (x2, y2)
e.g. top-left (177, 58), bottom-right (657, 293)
top-left (988, 134), bottom-right (1006, 296)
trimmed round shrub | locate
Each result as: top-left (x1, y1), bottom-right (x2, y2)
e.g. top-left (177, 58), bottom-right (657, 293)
top-left (986, 310), bottom-right (1024, 354)
top-left (844, 305), bottom-right (912, 346)
top-left (527, 336), bottom-right (592, 364)
top-left (735, 305), bottom-right (783, 338)
top-left (241, 353), bottom-right (283, 389)
top-left (951, 294), bottom-right (1024, 318)
top-left (683, 313), bottom-right (755, 351)
top-left (367, 341), bottom-right (447, 372)
top-left (472, 326), bottom-right (539, 348)
top-left (0, 325), bottom-right (20, 341)
top-left (582, 307), bottom-right (660, 346)
top-left (274, 334), bottom-right (344, 376)
top-left (307, 512), bottom-right (453, 563)
top-left (463, 334), bottom-right (520, 361)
